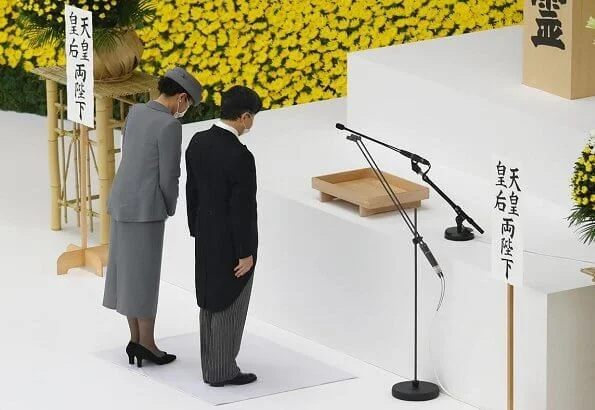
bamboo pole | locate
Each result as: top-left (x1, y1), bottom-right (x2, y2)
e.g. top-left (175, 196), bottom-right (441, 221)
top-left (95, 96), bottom-right (112, 245)
top-left (108, 120), bottom-right (125, 130)
top-left (57, 123), bottom-right (108, 277)
top-left (47, 80), bottom-right (61, 231)
top-left (114, 96), bottom-right (137, 106)
top-left (61, 138), bottom-right (74, 214)
top-left (59, 88), bottom-right (67, 224)
top-left (106, 98), bottom-right (116, 181)
top-left (80, 125), bottom-right (89, 250)
top-left (73, 124), bottom-right (81, 228)
top-left (119, 100), bottom-right (125, 128)
top-left (87, 136), bottom-right (93, 233)
top-left (62, 195), bottom-right (99, 208)
top-left (507, 284), bottom-right (514, 410)
top-left (89, 144), bottom-right (99, 176)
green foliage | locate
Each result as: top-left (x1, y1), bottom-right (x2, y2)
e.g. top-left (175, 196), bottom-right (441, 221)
top-left (17, 0), bottom-right (156, 52)
top-left (568, 205), bottom-right (595, 245)
top-left (0, 65), bottom-right (218, 123)
top-left (0, 66), bottom-right (47, 115)
top-left (182, 102), bottom-right (220, 125)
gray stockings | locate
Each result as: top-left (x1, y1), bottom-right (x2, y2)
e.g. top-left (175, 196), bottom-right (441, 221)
top-left (199, 276), bottom-right (253, 383)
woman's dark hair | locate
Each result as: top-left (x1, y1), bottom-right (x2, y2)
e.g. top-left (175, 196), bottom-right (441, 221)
top-left (158, 76), bottom-right (189, 98)
top-left (220, 86), bottom-right (262, 120)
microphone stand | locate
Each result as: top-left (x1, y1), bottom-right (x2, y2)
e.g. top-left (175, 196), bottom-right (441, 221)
top-left (411, 162), bottom-right (484, 241)
top-left (342, 132), bottom-right (441, 402)
top-left (338, 124), bottom-right (484, 241)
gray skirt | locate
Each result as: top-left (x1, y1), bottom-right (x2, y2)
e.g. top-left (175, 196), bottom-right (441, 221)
top-left (103, 218), bottom-right (165, 318)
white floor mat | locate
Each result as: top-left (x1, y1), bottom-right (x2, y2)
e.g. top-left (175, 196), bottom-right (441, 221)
top-left (96, 332), bottom-right (355, 405)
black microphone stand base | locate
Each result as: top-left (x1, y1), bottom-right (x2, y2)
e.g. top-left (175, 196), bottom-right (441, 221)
top-left (392, 380), bottom-right (440, 401)
top-left (444, 214), bottom-right (476, 241)
top-left (444, 226), bottom-right (474, 241)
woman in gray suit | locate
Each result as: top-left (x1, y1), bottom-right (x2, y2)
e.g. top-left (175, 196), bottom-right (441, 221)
top-left (103, 67), bottom-right (202, 367)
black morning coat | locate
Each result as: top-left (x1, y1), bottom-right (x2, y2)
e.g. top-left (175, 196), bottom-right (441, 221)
top-left (185, 125), bottom-right (258, 312)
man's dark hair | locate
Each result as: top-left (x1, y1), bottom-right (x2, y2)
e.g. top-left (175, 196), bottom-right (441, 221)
top-left (158, 76), bottom-right (189, 98)
top-left (220, 86), bottom-right (262, 120)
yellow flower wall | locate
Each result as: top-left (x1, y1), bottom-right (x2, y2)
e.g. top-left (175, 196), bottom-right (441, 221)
top-left (1, 0), bottom-right (523, 109)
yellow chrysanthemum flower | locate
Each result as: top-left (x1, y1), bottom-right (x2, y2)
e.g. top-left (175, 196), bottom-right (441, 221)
top-left (7, 0), bottom-right (524, 109)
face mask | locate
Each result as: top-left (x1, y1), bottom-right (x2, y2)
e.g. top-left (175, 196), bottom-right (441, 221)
top-left (173, 98), bottom-right (189, 119)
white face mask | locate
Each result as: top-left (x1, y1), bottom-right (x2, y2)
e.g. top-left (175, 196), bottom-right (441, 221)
top-left (173, 97), bottom-right (189, 119)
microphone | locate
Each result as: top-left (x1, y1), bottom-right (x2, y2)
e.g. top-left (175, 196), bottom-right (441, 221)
top-left (336, 123), bottom-right (430, 166)
top-left (400, 150), bottom-right (430, 166)
top-left (418, 240), bottom-right (443, 278)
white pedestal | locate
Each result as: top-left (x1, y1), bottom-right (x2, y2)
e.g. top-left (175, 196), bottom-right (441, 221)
top-left (250, 185), bottom-right (595, 410)
top-left (347, 27), bottom-right (595, 212)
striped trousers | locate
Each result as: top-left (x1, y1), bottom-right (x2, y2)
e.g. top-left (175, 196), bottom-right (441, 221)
top-left (199, 276), bottom-right (253, 383)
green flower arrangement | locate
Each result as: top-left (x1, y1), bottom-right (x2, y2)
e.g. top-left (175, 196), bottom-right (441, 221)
top-left (568, 131), bottom-right (595, 244)
top-left (17, 0), bottom-right (156, 52)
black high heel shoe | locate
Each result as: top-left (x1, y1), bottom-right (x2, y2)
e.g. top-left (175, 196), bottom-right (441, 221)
top-left (126, 342), bottom-right (137, 365)
top-left (134, 344), bottom-right (176, 368)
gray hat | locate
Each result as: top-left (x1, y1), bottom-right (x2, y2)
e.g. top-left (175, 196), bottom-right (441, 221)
top-left (164, 67), bottom-right (202, 106)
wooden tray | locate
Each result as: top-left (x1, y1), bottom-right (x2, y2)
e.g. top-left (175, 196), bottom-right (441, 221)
top-left (312, 168), bottom-right (429, 217)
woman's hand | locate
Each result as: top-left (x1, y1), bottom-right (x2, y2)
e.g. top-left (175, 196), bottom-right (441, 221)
top-left (234, 256), bottom-right (254, 278)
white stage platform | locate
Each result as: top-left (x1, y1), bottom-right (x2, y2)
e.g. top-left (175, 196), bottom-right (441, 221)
top-left (169, 26), bottom-right (595, 410)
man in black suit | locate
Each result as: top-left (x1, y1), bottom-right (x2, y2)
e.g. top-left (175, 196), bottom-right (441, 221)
top-left (185, 86), bottom-right (261, 387)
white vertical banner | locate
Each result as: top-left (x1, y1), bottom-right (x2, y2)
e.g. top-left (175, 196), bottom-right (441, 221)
top-left (65, 5), bottom-right (94, 128)
top-left (491, 155), bottom-right (524, 287)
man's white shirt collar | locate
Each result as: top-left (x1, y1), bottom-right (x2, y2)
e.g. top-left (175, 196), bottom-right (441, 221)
top-left (215, 120), bottom-right (239, 137)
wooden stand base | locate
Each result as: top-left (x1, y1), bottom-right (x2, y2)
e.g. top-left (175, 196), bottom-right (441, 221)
top-left (319, 192), bottom-right (422, 217)
top-left (56, 125), bottom-right (108, 278)
top-left (580, 267), bottom-right (595, 282)
top-left (359, 201), bottom-right (421, 217)
top-left (57, 244), bottom-right (108, 277)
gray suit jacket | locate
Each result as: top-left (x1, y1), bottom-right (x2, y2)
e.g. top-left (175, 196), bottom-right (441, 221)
top-left (108, 101), bottom-right (182, 222)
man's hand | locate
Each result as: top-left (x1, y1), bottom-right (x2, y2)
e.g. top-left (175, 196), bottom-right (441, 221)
top-left (234, 255), bottom-right (254, 278)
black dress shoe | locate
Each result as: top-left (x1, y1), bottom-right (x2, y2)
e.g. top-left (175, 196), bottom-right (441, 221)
top-left (134, 344), bottom-right (176, 368)
top-left (126, 342), bottom-right (137, 365)
top-left (209, 372), bottom-right (257, 387)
